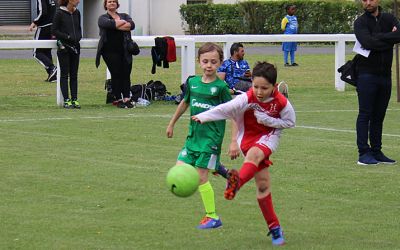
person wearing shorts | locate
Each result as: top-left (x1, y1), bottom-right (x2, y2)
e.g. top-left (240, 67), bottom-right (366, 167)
top-left (166, 43), bottom-right (232, 230)
top-left (193, 62), bottom-right (296, 246)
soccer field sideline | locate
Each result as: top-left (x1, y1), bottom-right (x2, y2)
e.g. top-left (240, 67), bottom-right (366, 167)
top-left (1, 110), bottom-right (400, 139)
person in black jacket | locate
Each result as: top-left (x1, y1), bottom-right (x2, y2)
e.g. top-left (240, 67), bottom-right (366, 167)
top-left (29, 0), bottom-right (57, 82)
top-left (52, 0), bottom-right (82, 109)
top-left (354, 0), bottom-right (400, 165)
top-left (96, 0), bottom-right (135, 109)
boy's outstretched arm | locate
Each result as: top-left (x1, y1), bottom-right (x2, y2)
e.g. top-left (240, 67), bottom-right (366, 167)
top-left (254, 101), bottom-right (296, 129)
top-left (228, 120), bottom-right (240, 160)
top-left (166, 101), bottom-right (189, 138)
top-left (193, 93), bottom-right (246, 124)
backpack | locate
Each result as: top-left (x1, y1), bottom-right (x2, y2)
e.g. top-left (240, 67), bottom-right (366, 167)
top-left (337, 55), bottom-right (360, 87)
top-left (147, 80), bottom-right (168, 100)
top-left (130, 80), bottom-right (168, 102)
top-left (175, 75), bottom-right (195, 104)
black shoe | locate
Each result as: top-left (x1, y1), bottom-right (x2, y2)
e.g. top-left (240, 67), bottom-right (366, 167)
top-left (48, 75), bottom-right (57, 83)
top-left (291, 63), bottom-right (299, 66)
top-left (372, 151), bottom-right (396, 164)
top-left (284, 63), bottom-right (291, 67)
top-left (124, 101), bottom-right (135, 109)
top-left (117, 100), bottom-right (135, 109)
top-left (47, 67), bottom-right (57, 82)
top-left (357, 152), bottom-right (379, 165)
top-left (117, 100), bottom-right (126, 108)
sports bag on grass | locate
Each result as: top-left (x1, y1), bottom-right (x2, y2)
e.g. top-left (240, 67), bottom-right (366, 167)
top-left (130, 80), bottom-right (168, 102)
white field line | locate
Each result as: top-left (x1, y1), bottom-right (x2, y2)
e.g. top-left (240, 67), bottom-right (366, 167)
top-left (0, 111), bottom-right (399, 138)
top-left (296, 125), bottom-right (400, 138)
top-left (1, 107), bottom-right (399, 122)
top-left (295, 108), bottom-right (400, 113)
top-left (0, 114), bottom-right (173, 123)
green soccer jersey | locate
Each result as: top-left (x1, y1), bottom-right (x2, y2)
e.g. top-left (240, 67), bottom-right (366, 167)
top-left (183, 75), bottom-right (232, 154)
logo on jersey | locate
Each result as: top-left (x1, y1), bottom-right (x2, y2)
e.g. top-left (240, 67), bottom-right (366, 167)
top-left (210, 87), bottom-right (217, 95)
top-left (269, 103), bottom-right (278, 113)
top-left (192, 98), bottom-right (215, 110)
top-left (249, 103), bottom-right (279, 116)
top-left (180, 148), bottom-right (188, 157)
top-left (248, 103), bottom-right (265, 112)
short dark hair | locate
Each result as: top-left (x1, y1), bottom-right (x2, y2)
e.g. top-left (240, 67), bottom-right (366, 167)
top-left (286, 4), bottom-right (296, 11)
top-left (252, 61), bottom-right (277, 85)
top-left (197, 42), bottom-right (224, 62)
top-left (230, 42), bottom-right (244, 56)
top-left (103, 0), bottom-right (120, 10)
top-left (58, 0), bottom-right (69, 6)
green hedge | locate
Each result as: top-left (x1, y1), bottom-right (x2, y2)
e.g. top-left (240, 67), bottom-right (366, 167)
top-left (180, 0), bottom-right (396, 35)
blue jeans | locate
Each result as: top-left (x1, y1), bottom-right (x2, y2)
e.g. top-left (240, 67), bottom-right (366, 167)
top-left (356, 73), bottom-right (392, 156)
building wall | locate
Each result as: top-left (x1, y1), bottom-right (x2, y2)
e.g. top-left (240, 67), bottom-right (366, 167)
top-left (149, 0), bottom-right (186, 35)
top-left (213, 0), bottom-right (236, 3)
top-left (131, 0), bottom-right (150, 36)
top-left (76, 0), bottom-right (238, 38)
top-left (84, 0), bottom-right (131, 38)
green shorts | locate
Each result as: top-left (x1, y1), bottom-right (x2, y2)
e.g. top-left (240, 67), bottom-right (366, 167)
top-left (177, 147), bottom-right (220, 170)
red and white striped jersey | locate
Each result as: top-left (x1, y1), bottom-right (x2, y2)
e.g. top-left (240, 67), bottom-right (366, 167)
top-left (196, 88), bottom-right (296, 153)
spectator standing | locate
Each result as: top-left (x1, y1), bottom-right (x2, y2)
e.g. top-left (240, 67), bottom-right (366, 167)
top-left (52, 0), bottom-right (82, 109)
top-left (96, 0), bottom-right (135, 109)
top-left (354, 0), bottom-right (400, 165)
top-left (29, 0), bottom-right (57, 82)
top-left (281, 4), bottom-right (299, 67)
top-left (217, 43), bottom-right (251, 91)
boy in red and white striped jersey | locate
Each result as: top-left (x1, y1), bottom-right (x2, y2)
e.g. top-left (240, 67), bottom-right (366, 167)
top-left (192, 61), bottom-right (295, 246)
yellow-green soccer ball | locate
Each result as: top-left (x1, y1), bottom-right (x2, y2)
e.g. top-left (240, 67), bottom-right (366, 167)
top-left (166, 164), bottom-right (200, 197)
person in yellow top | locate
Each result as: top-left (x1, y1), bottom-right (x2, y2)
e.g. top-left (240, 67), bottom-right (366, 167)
top-left (281, 4), bottom-right (298, 66)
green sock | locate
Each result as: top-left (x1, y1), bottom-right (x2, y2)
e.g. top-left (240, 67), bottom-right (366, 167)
top-left (198, 181), bottom-right (218, 219)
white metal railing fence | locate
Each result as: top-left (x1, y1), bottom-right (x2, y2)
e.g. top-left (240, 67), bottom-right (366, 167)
top-left (0, 37), bottom-right (196, 106)
top-left (182, 34), bottom-right (356, 92)
top-left (0, 34), bottom-right (356, 106)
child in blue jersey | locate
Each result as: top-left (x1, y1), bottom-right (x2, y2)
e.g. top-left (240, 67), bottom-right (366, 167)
top-left (281, 4), bottom-right (299, 67)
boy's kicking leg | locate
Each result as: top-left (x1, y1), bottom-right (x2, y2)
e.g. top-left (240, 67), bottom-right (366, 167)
top-left (225, 146), bottom-right (271, 200)
top-left (224, 162), bottom-right (256, 200)
top-left (255, 166), bottom-right (285, 246)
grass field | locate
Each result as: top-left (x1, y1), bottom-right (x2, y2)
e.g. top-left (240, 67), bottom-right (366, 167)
top-left (0, 52), bottom-right (399, 249)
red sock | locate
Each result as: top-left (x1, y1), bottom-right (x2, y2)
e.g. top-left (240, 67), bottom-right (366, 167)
top-left (239, 162), bottom-right (258, 188)
top-left (257, 194), bottom-right (280, 230)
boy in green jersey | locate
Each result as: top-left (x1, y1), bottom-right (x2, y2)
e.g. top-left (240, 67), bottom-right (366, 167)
top-left (166, 43), bottom-right (234, 229)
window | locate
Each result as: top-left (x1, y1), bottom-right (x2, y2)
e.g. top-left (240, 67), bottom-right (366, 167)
top-left (187, 0), bottom-right (211, 4)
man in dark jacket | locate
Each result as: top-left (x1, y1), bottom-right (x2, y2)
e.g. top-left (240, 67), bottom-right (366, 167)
top-left (29, 0), bottom-right (57, 82)
top-left (354, 0), bottom-right (400, 165)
